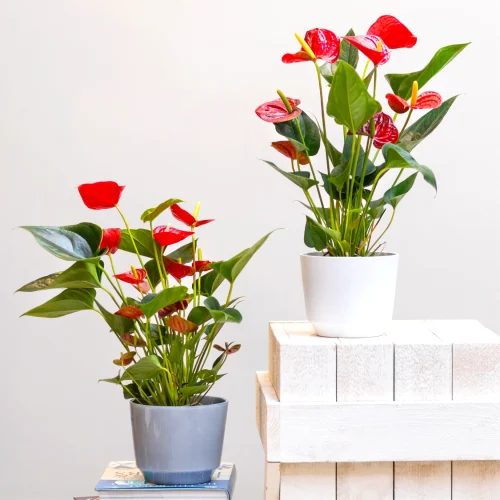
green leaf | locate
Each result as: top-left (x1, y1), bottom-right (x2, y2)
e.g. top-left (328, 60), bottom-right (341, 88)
top-left (275, 111), bottom-right (321, 156)
top-left (327, 61), bottom-right (381, 132)
top-left (364, 68), bottom-right (375, 88)
top-left (288, 138), bottom-right (308, 152)
top-left (166, 240), bottom-right (195, 264)
top-left (320, 62), bottom-right (336, 84)
top-left (138, 287), bottom-right (188, 318)
top-left (99, 374), bottom-right (122, 385)
top-left (342, 135), bottom-right (376, 177)
top-left (262, 160), bottom-right (318, 190)
top-left (326, 162), bottom-right (350, 191)
top-left (305, 216), bottom-right (340, 250)
top-left (22, 289), bottom-right (96, 318)
top-left (119, 229), bottom-right (160, 259)
top-left (198, 369), bottom-right (217, 383)
top-left (204, 296), bottom-right (221, 310)
top-left (339, 28), bottom-right (358, 68)
top-left (96, 301), bottom-right (134, 334)
top-left (210, 231), bottom-right (275, 284)
top-left (179, 384), bottom-right (209, 396)
top-left (198, 269), bottom-right (225, 296)
top-left (399, 96), bottom-right (458, 152)
top-left (297, 201), bottom-right (332, 222)
top-left (304, 216), bottom-right (327, 251)
top-left (383, 172), bottom-right (418, 208)
top-left (18, 261), bottom-right (101, 292)
top-left (122, 355), bottom-right (163, 382)
top-left (140, 198), bottom-right (183, 223)
top-left (187, 306), bottom-right (212, 325)
top-left (21, 223), bottom-right (102, 261)
top-left (144, 259), bottom-right (162, 288)
top-left (385, 43), bottom-right (470, 99)
top-left (382, 144), bottom-right (437, 192)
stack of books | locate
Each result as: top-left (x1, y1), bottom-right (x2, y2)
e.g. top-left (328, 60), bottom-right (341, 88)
top-left (74, 461), bottom-right (236, 499)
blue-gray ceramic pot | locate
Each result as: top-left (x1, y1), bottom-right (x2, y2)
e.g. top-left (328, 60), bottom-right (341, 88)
top-left (130, 396), bottom-right (228, 485)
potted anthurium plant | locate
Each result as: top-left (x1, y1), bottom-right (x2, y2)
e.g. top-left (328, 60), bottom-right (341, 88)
top-left (17, 181), bottom-right (272, 485)
top-left (256, 15), bottom-right (468, 338)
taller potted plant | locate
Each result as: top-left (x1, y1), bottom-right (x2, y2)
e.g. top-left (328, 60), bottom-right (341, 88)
top-left (256, 15), bottom-right (468, 337)
top-left (17, 181), bottom-right (272, 485)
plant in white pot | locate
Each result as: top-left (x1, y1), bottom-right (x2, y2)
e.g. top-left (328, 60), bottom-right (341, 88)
top-left (255, 15), bottom-right (468, 338)
top-left (17, 181), bottom-right (272, 484)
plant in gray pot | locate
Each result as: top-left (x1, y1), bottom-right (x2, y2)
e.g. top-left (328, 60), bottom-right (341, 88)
top-left (17, 181), bottom-right (273, 485)
top-left (255, 16), bottom-right (468, 337)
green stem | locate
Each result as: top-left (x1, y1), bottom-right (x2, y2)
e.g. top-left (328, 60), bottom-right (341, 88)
top-left (399, 108), bottom-right (413, 136)
top-left (368, 208), bottom-right (397, 254)
top-left (150, 221), bottom-right (166, 290)
top-left (115, 205), bottom-right (153, 289)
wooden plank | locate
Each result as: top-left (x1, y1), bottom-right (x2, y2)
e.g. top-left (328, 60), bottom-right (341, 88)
top-left (388, 320), bottom-right (452, 499)
top-left (256, 372), bottom-right (280, 462)
top-left (268, 322), bottom-right (337, 402)
top-left (452, 461), bottom-right (500, 500)
top-left (256, 372), bottom-right (500, 462)
top-left (280, 463), bottom-right (336, 500)
top-left (336, 333), bottom-right (394, 499)
top-left (264, 462), bottom-right (280, 500)
top-left (428, 320), bottom-right (500, 499)
top-left (337, 463), bottom-right (392, 500)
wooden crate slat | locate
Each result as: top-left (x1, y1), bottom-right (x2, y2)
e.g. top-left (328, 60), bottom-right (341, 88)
top-left (388, 320), bottom-right (452, 499)
top-left (336, 333), bottom-right (394, 499)
top-left (264, 462), bottom-right (280, 500)
top-left (280, 463), bottom-right (336, 500)
top-left (256, 371), bottom-right (500, 463)
top-left (427, 321), bottom-right (500, 498)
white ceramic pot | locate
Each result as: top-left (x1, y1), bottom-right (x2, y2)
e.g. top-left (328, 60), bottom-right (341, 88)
top-left (300, 252), bottom-right (399, 338)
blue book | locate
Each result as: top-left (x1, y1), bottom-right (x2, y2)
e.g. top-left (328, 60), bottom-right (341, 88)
top-left (95, 461), bottom-right (236, 499)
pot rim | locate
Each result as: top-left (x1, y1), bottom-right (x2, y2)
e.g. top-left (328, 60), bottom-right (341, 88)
top-left (129, 395), bottom-right (228, 409)
top-left (300, 251), bottom-right (399, 259)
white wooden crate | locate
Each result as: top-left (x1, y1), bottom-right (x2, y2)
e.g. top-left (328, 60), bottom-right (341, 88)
top-left (257, 320), bottom-right (500, 499)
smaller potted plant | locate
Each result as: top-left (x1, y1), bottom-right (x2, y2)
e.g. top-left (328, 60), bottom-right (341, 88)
top-left (17, 181), bottom-right (272, 485)
top-left (255, 15), bottom-right (468, 337)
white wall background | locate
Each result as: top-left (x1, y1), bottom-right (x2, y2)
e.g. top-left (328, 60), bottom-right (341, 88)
top-left (1, 1), bottom-right (498, 499)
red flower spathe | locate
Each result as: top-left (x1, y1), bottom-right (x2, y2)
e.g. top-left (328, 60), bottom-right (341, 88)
top-left (271, 141), bottom-right (309, 165)
top-left (343, 35), bottom-right (390, 66)
top-left (358, 112), bottom-right (399, 149)
top-left (255, 98), bottom-right (302, 123)
top-left (367, 15), bottom-right (417, 49)
top-left (170, 204), bottom-right (214, 228)
top-left (115, 305), bottom-right (144, 320)
top-left (100, 228), bottom-right (121, 255)
top-left (78, 181), bottom-right (125, 210)
top-left (163, 258), bottom-right (195, 281)
top-left (114, 268), bottom-right (147, 285)
top-left (153, 226), bottom-right (194, 246)
top-left (386, 91), bottom-right (442, 114)
top-left (282, 29), bottom-right (340, 64)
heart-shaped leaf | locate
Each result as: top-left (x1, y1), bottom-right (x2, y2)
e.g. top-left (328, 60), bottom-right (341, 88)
top-left (122, 355), bottom-right (163, 382)
top-left (262, 161), bottom-right (318, 190)
top-left (138, 286), bottom-right (188, 318)
top-left (304, 216), bottom-right (340, 251)
top-left (382, 144), bottom-right (437, 192)
top-left (210, 231), bottom-right (275, 284)
top-left (119, 229), bottom-right (160, 259)
top-left (140, 198), bottom-right (183, 223)
top-left (385, 43), bottom-right (469, 99)
top-left (399, 96), bottom-right (458, 152)
top-left (275, 111), bottom-right (321, 156)
top-left (96, 301), bottom-right (134, 334)
top-left (22, 289), bottom-right (96, 318)
top-left (21, 223), bottom-right (102, 261)
top-left (327, 61), bottom-right (381, 132)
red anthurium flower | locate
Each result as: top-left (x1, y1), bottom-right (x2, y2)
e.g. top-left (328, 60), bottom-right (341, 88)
top-left (170, 204), bottom-right (214, 228)
top-left (386, 91), bottom-right (442, 114)
top-left (343, 35), bottom-right (390, 66)
top-left (344, 15), bottom-right (415, 66)
top-left (358, 112), bottom-right (399, 149)
top-left (386, 93), bottom-right (410, 114)
top-left (100, 228), bottom-right (121, 255)
top-left (367, 15), bottom-right (417, 49)
top-left (163, 258), bottom-right (195, 281)
top-left (115, 305), bottom-right (144, 320)
top-left (193, 260), bottom-right (212, 273)
top-left (114, 269), bottom-right (147, 285)
top-left (255, 98), bottom-right (302, 123)
top-left (271, 141), bottom-right (309, 165)
top-left (282, 29), bottom-right (340, 64)
top-left (153, 226), bottom-right (194, 247)
top-left (113, 351), bottom-right (136, 366)
top-left (122, 333), bottom-right (147, 347)
top-left (412, 91), bottom-right (442, 110)
top-left (77, 181), bottom-right (125, 210)
top-left (158, 299), bottom-right (191, 318)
